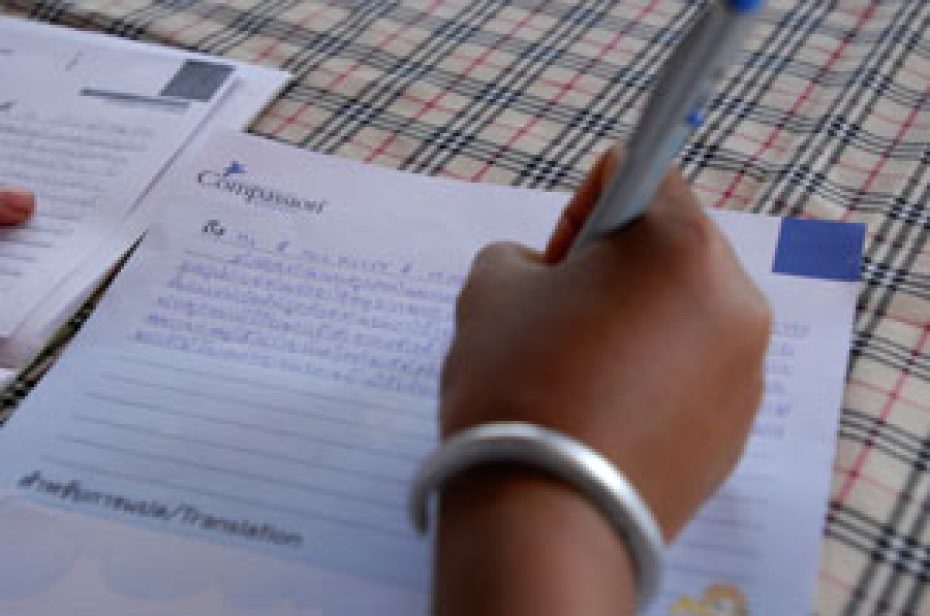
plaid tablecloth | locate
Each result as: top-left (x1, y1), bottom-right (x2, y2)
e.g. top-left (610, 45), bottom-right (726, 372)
top-left (2, 1), bottom-right (929, 613)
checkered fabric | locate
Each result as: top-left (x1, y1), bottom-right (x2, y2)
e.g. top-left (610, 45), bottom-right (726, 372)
top-left (1, 0), bottom-right (928, 613)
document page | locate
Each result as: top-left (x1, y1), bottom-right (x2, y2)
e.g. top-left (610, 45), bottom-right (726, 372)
top-left (0, 21), bottom-right (235, 336)
top-left (0, 133), bottom-right (863, 615)
top-left (0, 16), bottom-right (289, 383)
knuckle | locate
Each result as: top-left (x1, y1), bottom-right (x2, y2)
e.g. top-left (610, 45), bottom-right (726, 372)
top-left (470, 243), bottom-right (499, 271)
top-left (455, 243), bottom-right (511, 322)
top-left (708, 260), bottom-right (772, 357)
top-left (747, 363), bottom-right (767, 409)
top-left (458, 241), bottom-right (535, 321)
top-left (453, 277), bottom-right (477, 324)
top-left (471, 241), bottom-right (515, 271)
top-left (456, 244), bottom-right (500, 319)
top-left (742, 289), bottom-right (773, 351)
top-left (672, 210), bottom-right (720, 256)
top-left (727, 437), bottom-right (752, 476)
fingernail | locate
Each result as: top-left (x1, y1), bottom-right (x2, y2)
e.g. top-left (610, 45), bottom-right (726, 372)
top-left (0, 188), bottom-right (36, 223)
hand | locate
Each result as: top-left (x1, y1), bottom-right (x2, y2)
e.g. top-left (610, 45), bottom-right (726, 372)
top-left (0, 186), bottom-right (35, 225)
top-left (435, 148), bottom-right (771, 615)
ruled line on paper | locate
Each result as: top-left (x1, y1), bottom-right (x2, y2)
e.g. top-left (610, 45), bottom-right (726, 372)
top-left (39, 454), bottom-right (411, 538)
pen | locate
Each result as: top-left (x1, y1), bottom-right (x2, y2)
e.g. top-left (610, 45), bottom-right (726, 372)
top-left (571, 0), bottom-right (763, 252)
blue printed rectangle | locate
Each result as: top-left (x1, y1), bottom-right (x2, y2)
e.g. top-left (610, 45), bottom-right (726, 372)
top-left (772, 218), bottom-right (866, 281)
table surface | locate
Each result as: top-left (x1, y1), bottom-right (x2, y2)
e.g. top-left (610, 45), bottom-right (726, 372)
top-left (2, 1), bottom-right (929, 614)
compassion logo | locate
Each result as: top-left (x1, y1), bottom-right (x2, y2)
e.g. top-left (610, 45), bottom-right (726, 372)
top-left (197, 161), bottom-right (326, 214)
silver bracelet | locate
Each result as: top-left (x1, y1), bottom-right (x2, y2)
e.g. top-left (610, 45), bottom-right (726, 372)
top-left (408, 422), bottom-right (664, 610)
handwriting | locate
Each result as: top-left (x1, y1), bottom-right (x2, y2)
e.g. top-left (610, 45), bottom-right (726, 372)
top-left (132, 226), bottom-right (463, 399)
top-left (0, 108), bottom-right (151, 297)
top-left (756, 320), bottom-right (811, 440)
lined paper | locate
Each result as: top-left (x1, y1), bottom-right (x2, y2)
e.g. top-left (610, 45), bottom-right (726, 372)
top-left (0, 16), bottom-right (289, 383)
top-left (0, 132), bottom-right (861, 615)
top-left (0, 21), bottom-right (233, 336)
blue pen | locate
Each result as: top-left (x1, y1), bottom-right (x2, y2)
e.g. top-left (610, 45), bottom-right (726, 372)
top-left (571, 0), bottom-right (763, 251)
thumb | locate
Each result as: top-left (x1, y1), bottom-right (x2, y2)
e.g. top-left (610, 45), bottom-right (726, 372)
top-left (469, 241), bottom-right (542, 280)
top-left (456, 241), bottom-right (542, 322)
top-left (545, 146), bottom-right (623, 263)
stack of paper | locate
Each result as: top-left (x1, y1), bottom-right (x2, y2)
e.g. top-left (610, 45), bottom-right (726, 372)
top-left (0, 132), bottom-right (863, 615)
top-left (0, 17), bottom-right (289, 386)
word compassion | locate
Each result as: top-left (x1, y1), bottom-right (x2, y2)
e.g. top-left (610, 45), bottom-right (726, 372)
top-left (197, 162), bottom-right (326, 215)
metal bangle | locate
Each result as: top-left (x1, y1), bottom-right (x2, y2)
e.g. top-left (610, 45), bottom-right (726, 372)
top-left (408, 422), bottom-right (664, 610)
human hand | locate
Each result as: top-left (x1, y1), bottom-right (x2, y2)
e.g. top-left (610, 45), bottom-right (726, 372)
top-left (0, 186), bottom-right (35, 225)
top-left (434, 149), bottom-right (771, 615)
top-left (441, 147), bottom-right (771, 540)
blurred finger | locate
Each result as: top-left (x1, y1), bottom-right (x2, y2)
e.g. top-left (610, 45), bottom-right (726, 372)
top-left (469, 241), bottom-right (541, 278)
top-left (546, 144), bottom-right (724, 264)
top-left (456, 241), bottom-right (540, 322)
top-left (544, 147), bottom-right (621, 264)
top-left (0, 187), bottom-right (35, 225)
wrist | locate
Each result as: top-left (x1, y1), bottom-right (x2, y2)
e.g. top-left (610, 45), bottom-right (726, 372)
top-left (436, 467), bottom-right (636, 616)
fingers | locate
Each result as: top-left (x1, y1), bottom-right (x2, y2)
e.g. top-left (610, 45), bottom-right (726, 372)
top-left (544, 147), bottom-right (622, 263)
top-left (0, 187), bottom-right (36, 225)
top-left (455, 241), bottom-right (541, 323)
top-left (644, 163), bottom-right (706, 224)
top-left (469, 241), bottom-right (541, 279)
top-left (544, 146), bottom-right (716, 264)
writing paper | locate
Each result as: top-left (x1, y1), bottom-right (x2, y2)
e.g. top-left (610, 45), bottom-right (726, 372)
top-left (0, 16), bottom-right (290, 384)
top-left (0, 132), bottom-right (862, 615)
top-left (0, 21), bottom-right (234, 336)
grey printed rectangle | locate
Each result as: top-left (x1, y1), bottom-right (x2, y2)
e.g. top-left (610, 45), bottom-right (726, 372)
top-left (159, 60), bottom-right (233, 102)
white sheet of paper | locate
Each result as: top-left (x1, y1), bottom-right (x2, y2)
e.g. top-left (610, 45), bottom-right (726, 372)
top-left (0, 132), bottom-right (861, 615)
top-left (0, 18), bottom-right (235, 337)
top-left (0, 17), bottom-right (288, 135)
top-left (0, 16), bottom-right (290, 382)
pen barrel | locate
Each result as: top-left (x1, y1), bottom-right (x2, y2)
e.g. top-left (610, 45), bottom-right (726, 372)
top-left (574, 123), bottom-right (693, 249)
top-left (571, 0), bottom-right (759, 253)
top-left (634, 2), bottom-right (752, 151)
